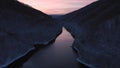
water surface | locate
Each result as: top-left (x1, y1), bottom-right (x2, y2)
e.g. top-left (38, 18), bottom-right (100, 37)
top-left (22, 28), bottom-right (86, 68)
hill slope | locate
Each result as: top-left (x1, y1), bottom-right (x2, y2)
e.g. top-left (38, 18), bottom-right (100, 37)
top-left (0, 0), bottom-right (62, 67)
top-left (62, 0), bottom-right (120, 68)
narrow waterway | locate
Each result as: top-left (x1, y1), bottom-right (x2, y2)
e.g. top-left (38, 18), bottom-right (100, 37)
top-left (22, 28), bottom-right (86, 68)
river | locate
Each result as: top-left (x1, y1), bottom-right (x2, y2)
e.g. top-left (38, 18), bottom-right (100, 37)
top-left (22, 28), bottom-right (86, 68)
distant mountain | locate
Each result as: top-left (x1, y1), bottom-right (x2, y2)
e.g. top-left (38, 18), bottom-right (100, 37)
top-left (0, 0), bottom-right (62, 68)
top-left (62, 0), bottom-right (120, 68)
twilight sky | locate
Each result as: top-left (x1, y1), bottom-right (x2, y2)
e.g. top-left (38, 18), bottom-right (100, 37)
top-left (18, 0), bottom-right (97, 15)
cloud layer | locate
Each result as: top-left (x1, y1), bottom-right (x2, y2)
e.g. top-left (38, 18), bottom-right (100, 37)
top-left (19, 0), bottom-right (97, 14)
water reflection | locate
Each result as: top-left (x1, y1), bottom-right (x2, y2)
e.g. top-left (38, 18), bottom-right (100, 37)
top-left (22, 28), bottom-right (86, 68)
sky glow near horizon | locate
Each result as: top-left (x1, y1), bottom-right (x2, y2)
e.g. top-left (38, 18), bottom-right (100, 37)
top-left (18, 0), bottom-right (97, 15)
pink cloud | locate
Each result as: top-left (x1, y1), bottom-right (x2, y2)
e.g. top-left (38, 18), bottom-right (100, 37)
top-left (18, 0), bottom-right (97, 14)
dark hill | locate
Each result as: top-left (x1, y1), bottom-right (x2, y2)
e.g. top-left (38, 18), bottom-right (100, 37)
top-left (61, 0), bottom-right (120, 68)
top-left (0, 0), bottom-right (62, 68)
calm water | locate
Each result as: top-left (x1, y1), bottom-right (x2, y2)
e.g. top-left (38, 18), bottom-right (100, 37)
top-left (22, 28), bottom-right (86, 68)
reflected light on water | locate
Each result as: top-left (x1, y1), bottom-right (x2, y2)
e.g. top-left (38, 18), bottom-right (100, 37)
top-left (22, 28), bottom-right (85, 68)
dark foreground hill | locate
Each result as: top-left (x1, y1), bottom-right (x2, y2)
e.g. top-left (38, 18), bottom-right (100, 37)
top-left (62, 0), bottom-right (120, 68)
top-left (0, 0), bottom-right (62, 68)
